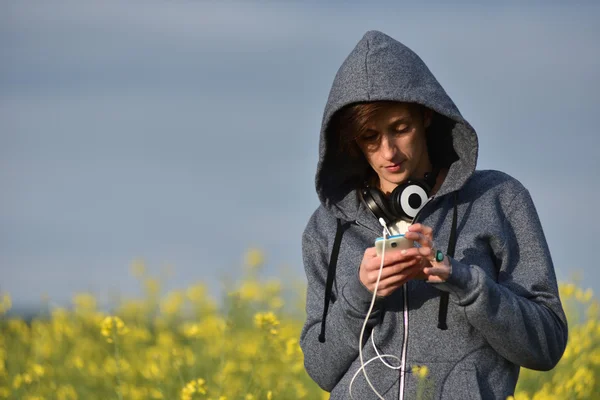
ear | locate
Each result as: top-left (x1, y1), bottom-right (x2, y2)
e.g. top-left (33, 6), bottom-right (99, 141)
top-left (423, 108), bottom-right (433, 129)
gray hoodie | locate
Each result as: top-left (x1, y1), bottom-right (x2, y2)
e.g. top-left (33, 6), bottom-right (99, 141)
top-left (300, 31), bottom-right (567, 400)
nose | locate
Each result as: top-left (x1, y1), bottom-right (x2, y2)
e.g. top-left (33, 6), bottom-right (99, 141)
top-left (380, 134), bottom-right (396, 160)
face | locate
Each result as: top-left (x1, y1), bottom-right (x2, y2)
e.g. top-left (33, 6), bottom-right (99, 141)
top-left (356, 102), bottom-right (432, 194)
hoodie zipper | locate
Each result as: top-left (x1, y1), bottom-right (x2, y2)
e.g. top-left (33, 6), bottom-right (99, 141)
top-left (397, 284), bottom-right (409, 400)
top-left (398, 195), bottom-right (435, 400)
top-left (354, 217), bottom-right (410, 399)
top-left (355, 196), bottom-right (436, 400)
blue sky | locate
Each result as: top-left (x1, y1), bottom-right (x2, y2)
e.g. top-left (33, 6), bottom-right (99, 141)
top-left (1, 1), bottom-right (599, 308)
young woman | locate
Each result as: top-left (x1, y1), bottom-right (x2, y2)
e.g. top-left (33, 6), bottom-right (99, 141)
top-left (300, 30), bottom-right (567, 399)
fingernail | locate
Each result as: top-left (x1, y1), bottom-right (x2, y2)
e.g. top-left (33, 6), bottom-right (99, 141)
top-left (401, 249), bottom-right (407, 255)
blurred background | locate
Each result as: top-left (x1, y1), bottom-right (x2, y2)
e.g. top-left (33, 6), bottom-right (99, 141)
top-left (1, 0), bottom-right (599, 312)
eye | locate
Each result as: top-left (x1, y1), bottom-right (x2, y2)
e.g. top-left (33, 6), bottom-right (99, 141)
top-left (358, 130), bottom-right (380, 143)
top-left (356, 132), bottom-right (381, 152)
top-left (362, 133), bottom-right (379, 142)
top-left (394, 124), bottom-right (409, 134)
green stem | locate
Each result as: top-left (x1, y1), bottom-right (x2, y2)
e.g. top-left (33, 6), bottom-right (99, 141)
top-left (176, 361), bottom-right (186, 387)
top-left (113, 333), bottom-right (123, 400)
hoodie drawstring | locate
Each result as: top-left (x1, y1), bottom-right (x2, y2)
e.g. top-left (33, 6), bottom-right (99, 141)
top-left (438, 191), bottom-right (459, 330)
top-left (319, 218), bottom-right (345, 343)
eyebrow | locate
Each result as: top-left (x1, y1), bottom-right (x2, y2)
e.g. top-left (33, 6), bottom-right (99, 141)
top-left (390, 116), bottom-right (410, 124)
top-left (364, 116), bottom-right (411, 132)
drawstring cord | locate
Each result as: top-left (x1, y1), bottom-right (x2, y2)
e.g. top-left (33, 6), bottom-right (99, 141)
top-left (438, 191), bottom-right (458, 330)
top-left (319, 218), bottom-right (345, 343)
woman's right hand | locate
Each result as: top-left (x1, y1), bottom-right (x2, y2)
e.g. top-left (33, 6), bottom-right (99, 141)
top-left (359, 247), bottom-right (425, 297)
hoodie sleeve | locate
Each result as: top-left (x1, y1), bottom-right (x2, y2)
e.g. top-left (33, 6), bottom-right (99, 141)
top-left (434, 187), bottom-right (568, 371)
top-left (299, 211), bottom-right (383, 392)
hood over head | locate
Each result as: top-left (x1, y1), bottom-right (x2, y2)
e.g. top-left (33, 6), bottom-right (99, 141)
top-left (315, 30), bottom-right (479, 220)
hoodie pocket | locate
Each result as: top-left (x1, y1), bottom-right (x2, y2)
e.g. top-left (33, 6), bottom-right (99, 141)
top-left (410, 361), bottom-right (483, 400)
top-left (445, 367), bottom-right (482, 400)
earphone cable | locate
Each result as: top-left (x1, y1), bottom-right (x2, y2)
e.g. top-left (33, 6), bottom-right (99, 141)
top-left (351, 218), bottom-right (401, 399)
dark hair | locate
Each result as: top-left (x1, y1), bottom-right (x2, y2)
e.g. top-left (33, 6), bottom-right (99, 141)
top-left (327, 101), bottom-right (458, 188)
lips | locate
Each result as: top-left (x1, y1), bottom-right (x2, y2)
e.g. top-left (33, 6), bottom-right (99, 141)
top-left (385, 163), bottom-right (402, 172)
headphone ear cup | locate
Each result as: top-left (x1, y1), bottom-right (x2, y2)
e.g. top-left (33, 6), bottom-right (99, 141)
top-left (390, 180), bottom-right (430, 220)
top-left (359, 188), bottom-right (396, 223)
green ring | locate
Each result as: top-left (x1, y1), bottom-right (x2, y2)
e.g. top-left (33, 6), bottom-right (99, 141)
top-left (435, 250), bottom-right (444, 262)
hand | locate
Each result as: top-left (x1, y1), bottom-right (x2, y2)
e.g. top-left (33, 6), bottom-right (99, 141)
top-left (405, 223), bottom-right (452, 283)
top-left (358, 247), bottom-right (425, 297)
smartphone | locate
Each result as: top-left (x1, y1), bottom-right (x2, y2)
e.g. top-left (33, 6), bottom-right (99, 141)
top-left (375, 234), bottom-right (414, 257)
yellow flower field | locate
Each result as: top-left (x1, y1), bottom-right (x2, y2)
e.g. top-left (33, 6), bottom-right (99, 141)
top-left (0, 250), bottom-right (598, 399)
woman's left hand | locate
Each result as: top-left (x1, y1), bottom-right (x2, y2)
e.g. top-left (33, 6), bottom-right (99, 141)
top-left (404, 223), bottom-right (452, 283)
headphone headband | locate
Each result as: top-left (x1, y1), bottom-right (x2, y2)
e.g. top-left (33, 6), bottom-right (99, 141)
top-left (359, 169), bottom-right (439, 224)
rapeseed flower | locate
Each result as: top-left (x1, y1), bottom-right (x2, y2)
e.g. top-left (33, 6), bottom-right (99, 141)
top-left (7, 318), bottom-right (29, 337)
top-left (141, 362), bottom-right (162, 380)
top-left (268, 296), bottom-right (284, 310)
top-left (30, 363), bottom-right (45, 378)
top-left (187, 283), bottom-right (207, 302)
top-left (160, 291), bottom-right (185, 315)
top-left (129, 259), bottom-right (146, 278)
top-left (576, 288), bottom-right (594, 303)
top-left (144, 277), bottom-right (161, 297)
top-left (254, 311), bottom-right (280, 335)
top-left (244, 248), bottom-right (265, 270)
top-left (100, 316), bottom-right (129, 343)
top-left (237, 280), bottom-right (262, 302)
top-left (0, 293), bottom-right (11, 315)
top-left (13, 373), bottom-right (33, 389)
top-left (181, 322), bottom-right (202, 338)
top-left (560, 283), bottom-right (576, 299)
top-left (507, 394), bottom-right (530, 400)
top-left (181, 378), bottom-right (207, 400)
top-left (73, 293), bottom-right (97, 313)
top-left (412, 365), bottom-right (429, 379)
top-left (67, 355), bottom-right (85, 370)
top-left (57, 384), bottom-right (78, 400)
top-left (0, 253), bottom-right (597, 400)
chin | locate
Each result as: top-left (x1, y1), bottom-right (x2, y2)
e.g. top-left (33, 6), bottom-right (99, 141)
top-left (389, 171), bottom-right (410, 182)
top-left (380, 174), bottom-right (410, 190)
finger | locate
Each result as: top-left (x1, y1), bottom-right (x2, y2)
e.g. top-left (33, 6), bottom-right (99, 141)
top-left (384, 246), bottom-right (421, 265)
top-left (381, 247), bottom-right (434, 266)
top-left (374, 258), bottom-right (422, 280)
top-left (367, 253), bottom-right (422, 271)
top-left (364, 247), bottom-right (378, 258)
top-left (423, 266), bottom-right (436, 275)
top-left (423, 264), bottom-right (448, 275)
top-left (374, 248), bottom-right (423, 267)
top-left (397, 247), bottom-right (429, 262)
top-left (423, 265), bottom-right (451, 283)
top-left (368, 245), bottom-right (433, 270)
top-left (374, 264), bottom-right (428, 295)
top-left (408, 223), bottom-right (434, 240)
top-left (367, 259), bottom-right (420, 283)
top-left (403, 231), bottom-right (432, 249)
top-left (364, 251), bottom-right (403, 270)
top-left (375, 264), bottom-right (424, 290)
top-left (416, 245), bottom-right (433, 258)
